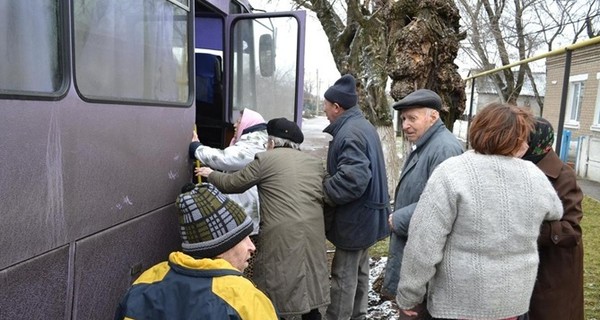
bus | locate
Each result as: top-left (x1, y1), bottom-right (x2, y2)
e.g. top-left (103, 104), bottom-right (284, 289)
top-left (0, 0), bottom-right (306, 319)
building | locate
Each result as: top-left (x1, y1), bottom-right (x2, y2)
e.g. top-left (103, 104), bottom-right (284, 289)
top-left (453, 69), bottom-right (545, 142)
top-left (544, 42), bottom-right (600, 179)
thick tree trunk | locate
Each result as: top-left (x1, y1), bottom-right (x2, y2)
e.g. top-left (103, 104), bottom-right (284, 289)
top-left (377, 124), bottom-right (399, 200)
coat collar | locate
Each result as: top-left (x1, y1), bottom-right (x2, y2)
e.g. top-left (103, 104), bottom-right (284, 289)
top-left (535, 150), bottom-right (562, 179)
top-left (412, 118), bottom-right (445, 151)
top-left (323, 106), bottom-right (362, 137)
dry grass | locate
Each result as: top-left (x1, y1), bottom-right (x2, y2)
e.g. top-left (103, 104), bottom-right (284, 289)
top-left (367, 195), bottom-right (600, 318)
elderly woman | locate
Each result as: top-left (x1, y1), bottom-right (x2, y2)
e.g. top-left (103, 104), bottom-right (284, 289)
top-left (197, 118), bottom-right (330, 320)
top-left (396, 103), bottom-right (563, 320)
top-left (523, 117), bottom-right (584, 320)
top-left (189, 108), bottom-right (266, 236)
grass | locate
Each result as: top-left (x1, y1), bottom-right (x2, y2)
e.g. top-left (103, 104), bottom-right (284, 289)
top-left (368, 195), bottom-right (600, 318)
top-left (583, 196), bottom-right (600, 319)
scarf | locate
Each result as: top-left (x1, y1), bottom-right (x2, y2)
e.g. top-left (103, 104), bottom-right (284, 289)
top-left (522, 117), bottom-right (554, 164)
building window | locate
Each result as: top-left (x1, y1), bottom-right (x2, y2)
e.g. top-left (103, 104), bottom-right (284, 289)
top-left (565, 74), bottom-right (587, 128)
top-left (592, 73), bottom-right (600, 131)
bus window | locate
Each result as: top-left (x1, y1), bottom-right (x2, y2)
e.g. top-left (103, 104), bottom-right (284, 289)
top-left (231, 16), bottom-right (300, 123)
top-left (0, 0), bottom-right (63, 95)
top-left (73, 0), bottom-right (190, 104)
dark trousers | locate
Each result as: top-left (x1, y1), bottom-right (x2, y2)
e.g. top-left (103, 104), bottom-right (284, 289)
top-left (302, 308), bottom-right (322, 320)
top-left (433, 314), bottom-right (528, 320)
top-left (279, 309), bottom-right (321, 320)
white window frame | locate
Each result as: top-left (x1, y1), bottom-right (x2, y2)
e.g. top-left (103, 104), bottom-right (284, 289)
top-left (564, 74), bottom-right (587, 129)
top-left (592, 73), bottom-right (600, 132)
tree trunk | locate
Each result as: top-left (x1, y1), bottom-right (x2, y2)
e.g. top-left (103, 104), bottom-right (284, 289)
top-left (292, 0), bottom-right (465, 191)
top-left (377, 124), bottom-right (399, 200)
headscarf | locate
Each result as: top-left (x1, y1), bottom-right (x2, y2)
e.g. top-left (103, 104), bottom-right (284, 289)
top-left (522, 117), bottom-right (554, 164)
top-left (229, 108), bottom-right (266, 146)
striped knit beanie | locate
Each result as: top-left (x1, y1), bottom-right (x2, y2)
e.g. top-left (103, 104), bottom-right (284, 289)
top-left (175, 183), bottom-right (253, 259)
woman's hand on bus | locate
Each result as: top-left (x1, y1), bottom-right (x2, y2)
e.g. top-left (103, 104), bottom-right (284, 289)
top-left (195, 166), bottom-right (213, 178)
top-left (192, 130), bottom-right (200, 142)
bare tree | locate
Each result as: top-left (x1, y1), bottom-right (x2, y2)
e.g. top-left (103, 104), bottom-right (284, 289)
top-left (288, 0), bottom-right (465, 191)
top-left (459, 0), bottom-right (600, 111)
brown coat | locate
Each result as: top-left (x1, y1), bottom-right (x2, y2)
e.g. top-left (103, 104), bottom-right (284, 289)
top-left (529, 150), bottom-right (584, 320)
top-left (208, 147), bottom-right (330, 316)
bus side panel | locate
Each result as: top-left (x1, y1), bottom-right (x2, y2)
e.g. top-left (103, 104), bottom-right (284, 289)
top-left (0, 95), bottom-right (194, 271)
top-left (72, 206), bottom-right (180, 320)
top-left (0, 100), bottom-right (68, 270)
top-left (0, 246), bottom-right (70, 320)
top-left (59, 97), bottom-right (194, 240)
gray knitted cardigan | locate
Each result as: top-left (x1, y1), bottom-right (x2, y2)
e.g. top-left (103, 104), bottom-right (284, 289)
top-left (396, 150), bottom-right (563, 319)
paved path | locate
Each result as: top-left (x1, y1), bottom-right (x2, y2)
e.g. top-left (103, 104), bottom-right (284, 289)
top-left (577, 178), bottom-right (600, 201)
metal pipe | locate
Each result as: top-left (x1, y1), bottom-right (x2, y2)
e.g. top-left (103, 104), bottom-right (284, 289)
top-left (465, 77), bottom-right (476, 149)
top-left (555, 49), bottom-right (572, 158)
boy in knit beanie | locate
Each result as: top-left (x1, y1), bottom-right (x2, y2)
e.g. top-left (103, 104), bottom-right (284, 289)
top-left (115, 183), bottom-right (278, 320)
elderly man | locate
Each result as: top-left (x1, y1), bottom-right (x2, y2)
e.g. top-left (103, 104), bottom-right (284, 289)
top-left (197, 118), bottom-right (330, 320)
top-left (115, 183), bottom-right (278, 320)
top-left (381, 89), bottom-right (463, 307)
top-left (321, 74), bottom-right (390, 320)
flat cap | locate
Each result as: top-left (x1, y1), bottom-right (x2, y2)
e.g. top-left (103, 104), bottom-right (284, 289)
top-left (267, 117), bottom-right (304, 144)
top-left (392, 89), bottom-right (442, 111)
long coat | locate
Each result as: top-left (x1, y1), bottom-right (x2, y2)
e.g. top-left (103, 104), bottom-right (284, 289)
top-left (528, 150), bottom-right (584, 320)
top-left (381, 119), bottom-right (463, 298)
top-left (323, 106), bottom-right (390, 250)
top-left (208, 147), bottom-right (330, 316)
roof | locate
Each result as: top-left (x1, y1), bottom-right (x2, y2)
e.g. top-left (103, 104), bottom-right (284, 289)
top-left (468, 70), bottom-right (546, 97)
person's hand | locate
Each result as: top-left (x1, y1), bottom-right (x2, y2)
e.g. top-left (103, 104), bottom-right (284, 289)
top-left (192, 130), bottom-right (199, 142)
top-left (388, 214), bottom-right (394, 231)
top-left (195, 166), bottom-right (213, 177)
top-left (401, 309), bottom-right (418, 317)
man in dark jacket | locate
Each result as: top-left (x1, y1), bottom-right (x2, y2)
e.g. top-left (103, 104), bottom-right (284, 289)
top-left (322, 74), bottom-right (390, 320)
top-left (381, 89), bottom-right (463, 309)
top-left (115, 183), bottom-right (278, 320)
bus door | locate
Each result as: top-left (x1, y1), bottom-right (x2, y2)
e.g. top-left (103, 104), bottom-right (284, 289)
top-left (193, 10), bottom-right (306, 150)
top-left (226, 11), bottom-right (306, 128)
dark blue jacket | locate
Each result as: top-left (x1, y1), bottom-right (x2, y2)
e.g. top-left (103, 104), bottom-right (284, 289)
top-left (115, 252), bottom-right (278, 320)
top-left (323, 106), bottom-right (390, 250)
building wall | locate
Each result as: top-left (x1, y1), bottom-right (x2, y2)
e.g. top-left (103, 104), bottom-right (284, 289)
top-left (544, 43), bottom-right (600, 139)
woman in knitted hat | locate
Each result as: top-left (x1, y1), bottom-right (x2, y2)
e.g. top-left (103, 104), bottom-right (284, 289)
top-left (115, 183), bottom-right (278, 320)
top-left (396, 103), bottom-right (563, 320)
top-left (189, 108), bottom-right (267, 278)
top-left (197, 118), bottom-right (330, 320)
top-left (522, 117), bottom-right (584, 320)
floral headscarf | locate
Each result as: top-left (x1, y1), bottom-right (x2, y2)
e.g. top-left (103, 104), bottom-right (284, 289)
top-left (522, 117), bottom-right (554, 164)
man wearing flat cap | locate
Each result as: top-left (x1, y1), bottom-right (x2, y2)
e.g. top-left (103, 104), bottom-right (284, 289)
top-left (322, 74), bottom-right (391, 320)
top-left (381, 89), bottom-right (464, 310)
top-left (197, 118), bottom-right (330, 320)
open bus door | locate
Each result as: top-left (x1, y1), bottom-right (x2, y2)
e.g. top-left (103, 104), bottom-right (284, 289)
top-left (194, 11), bottom-right (306, 150)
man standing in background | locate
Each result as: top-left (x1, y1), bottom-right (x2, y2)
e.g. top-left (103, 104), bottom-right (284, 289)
top-left (381, 89), bottom-right (463, 314)
top-left (322, 74), bottom-right (390, 320)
